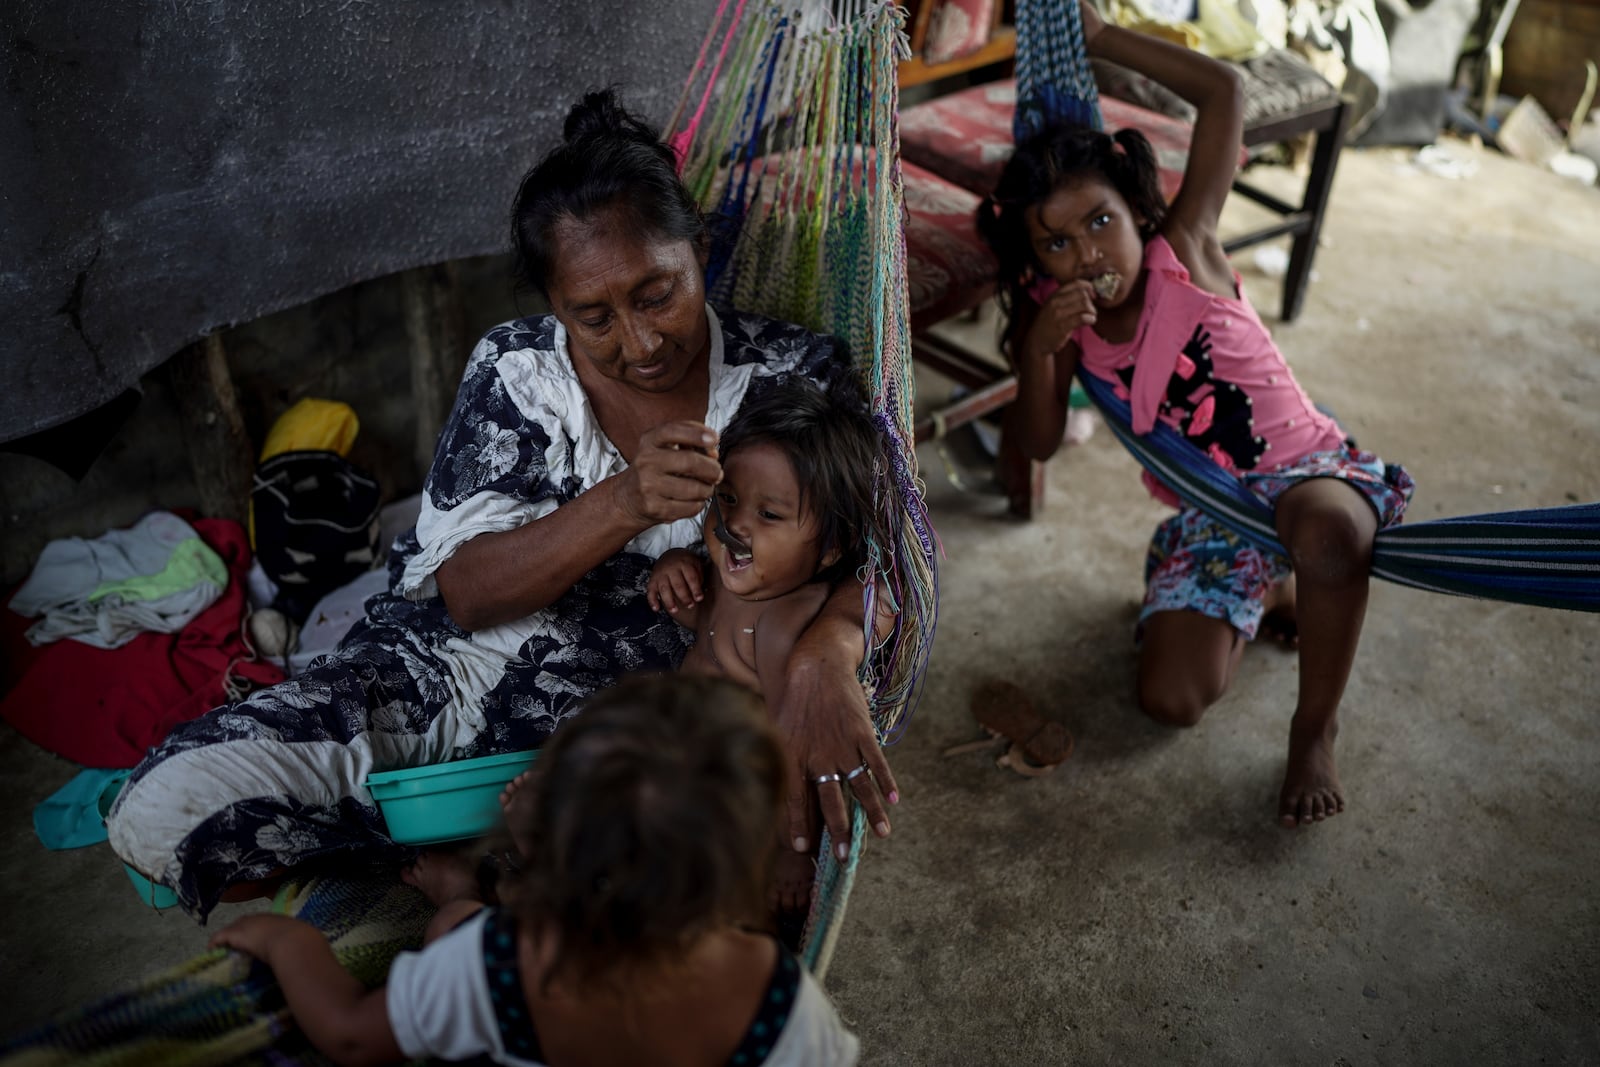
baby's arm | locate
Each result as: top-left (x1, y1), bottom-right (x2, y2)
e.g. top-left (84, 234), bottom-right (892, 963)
top-left (648, 548), bottom-right (707, 629)
top-left (211, 915), bottom-right (402, 1067)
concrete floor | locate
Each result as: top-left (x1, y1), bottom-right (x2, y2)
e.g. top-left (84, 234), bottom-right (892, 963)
top-left (3, 141), bottom-right (1599, 1063)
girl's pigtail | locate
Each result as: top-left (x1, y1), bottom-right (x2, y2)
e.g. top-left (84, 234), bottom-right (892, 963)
top-left (1111, 127), bottom-right (1167, 234)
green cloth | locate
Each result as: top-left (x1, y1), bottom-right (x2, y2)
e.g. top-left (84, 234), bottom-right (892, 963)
top-left (89, 538), bottom-right (227, 606)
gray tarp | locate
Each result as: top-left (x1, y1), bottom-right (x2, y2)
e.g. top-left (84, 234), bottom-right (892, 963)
top-left (0, 1), bottom-right (717, 442)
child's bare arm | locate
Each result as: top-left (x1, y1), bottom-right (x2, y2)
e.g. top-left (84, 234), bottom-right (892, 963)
top-left (1082, 0), bottom-right (1243, 248)
top-left (648, 548), bottom-right (707, 629)
top-left (211, 915), bottom-right (402, 1067)
top-left (1014, 294), bottom-right (1084, 461)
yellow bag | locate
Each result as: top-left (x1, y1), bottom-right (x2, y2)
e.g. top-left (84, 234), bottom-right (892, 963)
top-left (260, 398), bottom-right (359, 462)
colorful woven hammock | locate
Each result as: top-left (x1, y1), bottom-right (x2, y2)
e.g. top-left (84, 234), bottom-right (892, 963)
top-left (1019, 0), bottom-right (1600, 613)
top-left (667, 0), bottom-right (939, 977)
top-left (669, 0), bottom-right (939, 739)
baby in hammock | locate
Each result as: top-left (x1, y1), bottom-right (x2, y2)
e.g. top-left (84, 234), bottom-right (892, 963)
top-left (647, 375), bottom-right (895, 912)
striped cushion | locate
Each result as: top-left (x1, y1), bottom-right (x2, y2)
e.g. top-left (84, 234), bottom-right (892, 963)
top-left (900, 79), bottom-right (1213, 200)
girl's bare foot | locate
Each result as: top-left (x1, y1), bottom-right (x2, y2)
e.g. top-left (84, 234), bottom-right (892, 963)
top-left (1278, 714), bottom-right (1344, 828)
top-left (499, 770), bottom-right (536, 859)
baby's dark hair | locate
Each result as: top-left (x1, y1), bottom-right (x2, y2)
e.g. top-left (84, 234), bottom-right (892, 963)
top-left (500, 675), bottom-right (784, 990)
top-left (721, 376), bottom-right (884, 585)
top-left (976, 122), bottom-right (1166, 347)
top-left (511, 88), bottom-right (705, 295)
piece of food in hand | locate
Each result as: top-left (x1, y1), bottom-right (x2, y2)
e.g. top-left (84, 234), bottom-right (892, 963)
top-left (1092, 272), bottom-right (1121, 301)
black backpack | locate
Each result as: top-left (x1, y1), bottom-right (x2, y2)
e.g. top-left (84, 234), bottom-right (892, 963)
top-left (251, 450), bottom-right (382, 624)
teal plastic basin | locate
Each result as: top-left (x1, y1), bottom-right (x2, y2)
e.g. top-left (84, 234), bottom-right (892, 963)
top-left (96, 778), bottom-right (179, 910)
top-left (366, 750), bottom-right (537, 846)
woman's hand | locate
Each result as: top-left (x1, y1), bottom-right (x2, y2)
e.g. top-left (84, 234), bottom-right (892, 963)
top-left (1022, 281), bottom-right (1097, 366)
top-left (648, 548), bottom-right (705, 615)
top-left (773, 584), bottom-right (899, 861)
top-left (775, 652), bottom-right (898, 861)
top-left (617, 420), bottom-right (722, 527)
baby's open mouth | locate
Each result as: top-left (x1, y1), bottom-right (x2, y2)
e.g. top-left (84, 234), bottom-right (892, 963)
top-left (1091, 272), bottom-right (1122, 301)
top-left (711, 497), bottom-right (752, 567)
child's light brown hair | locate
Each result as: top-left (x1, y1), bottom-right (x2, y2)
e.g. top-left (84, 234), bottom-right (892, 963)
top-left (501, 674), bottom-right (785, 988)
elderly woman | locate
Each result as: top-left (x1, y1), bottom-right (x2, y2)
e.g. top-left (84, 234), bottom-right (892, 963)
top-left (108, 90), bottom-right (897, 921)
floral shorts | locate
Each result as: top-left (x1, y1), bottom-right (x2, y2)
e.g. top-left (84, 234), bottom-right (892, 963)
top-left (1140, 446), bottom-right (1415, 640)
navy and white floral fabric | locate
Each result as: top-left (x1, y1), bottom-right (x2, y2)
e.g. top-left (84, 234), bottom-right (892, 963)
top-left (107, 306), bottom-right (848, 920)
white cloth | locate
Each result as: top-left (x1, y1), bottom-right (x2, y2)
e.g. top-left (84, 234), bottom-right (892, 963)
top-left (11, 510), bottom-right (227, 649)
top-left (399, 305), bottom-right (758, 609)
top-left (385, 912), bottom-right (860, 1067)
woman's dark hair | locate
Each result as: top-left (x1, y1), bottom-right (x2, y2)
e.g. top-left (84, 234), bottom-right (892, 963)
top-left (975, 123), bottom-right (1166, 351)
top-left (720, 376), bottom-right (885, 585)
top-left (500, 675), bottom-right (783, 990)
top-left (511, 88), bottom-right (706, 295)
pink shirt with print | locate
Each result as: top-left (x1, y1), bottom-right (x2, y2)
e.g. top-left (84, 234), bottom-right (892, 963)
top-left (1065, 235), bottom-right (1345, 507)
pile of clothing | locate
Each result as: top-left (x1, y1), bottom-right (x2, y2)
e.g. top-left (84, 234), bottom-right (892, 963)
top-left (4, 398), bottom-right (412, 851)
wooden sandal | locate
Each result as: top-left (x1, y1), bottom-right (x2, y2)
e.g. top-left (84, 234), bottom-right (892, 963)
top-left (942, 679), bottom-right (1074, 777)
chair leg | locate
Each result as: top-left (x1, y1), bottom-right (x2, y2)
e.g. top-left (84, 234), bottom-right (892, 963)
top-left (1280, 99), bottom-right (1352, 322)
top-left (996, 427), bottom-right (1045, 519)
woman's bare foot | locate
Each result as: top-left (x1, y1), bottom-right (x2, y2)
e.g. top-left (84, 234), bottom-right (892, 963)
top-left (402, 848), bottom-right (480, 908)
top-left (218, 870), bottom-right (287, 903)
top-left (499, 771), bottom-right (536, 859)
top-left (1278, 714), bottom-right (1344, 828)
top-left (772, 849), bottom-right (816, 916)
top-left (1259, 574), bottom-right (1299, 650)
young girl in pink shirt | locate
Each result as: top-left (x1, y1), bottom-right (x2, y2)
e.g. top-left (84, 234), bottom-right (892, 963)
top-left (976, 0), bottom-right (1413, 828)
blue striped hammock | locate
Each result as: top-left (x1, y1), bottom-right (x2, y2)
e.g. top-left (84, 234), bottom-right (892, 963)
top-left (1078, 371), bottom-right (1600, 613)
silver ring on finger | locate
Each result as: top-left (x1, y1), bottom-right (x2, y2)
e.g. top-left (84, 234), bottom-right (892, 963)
top-left (845, 762), bottom-right (872, 781)
top-left (813, 773), bottom-right (843, 785)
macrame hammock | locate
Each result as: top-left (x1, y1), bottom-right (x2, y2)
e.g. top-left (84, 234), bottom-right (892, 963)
top-left (1016, 0), bottom-right (1600, 612)
top-left (667, 0), bottom-right (939, 974)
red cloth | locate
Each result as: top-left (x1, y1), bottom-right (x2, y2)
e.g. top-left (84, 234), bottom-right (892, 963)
top-left (0, 518), bottom-right (285, 769)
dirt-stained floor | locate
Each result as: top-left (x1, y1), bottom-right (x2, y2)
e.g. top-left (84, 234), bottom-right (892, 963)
top-left (3, 139), bottom-right (1598, 1065)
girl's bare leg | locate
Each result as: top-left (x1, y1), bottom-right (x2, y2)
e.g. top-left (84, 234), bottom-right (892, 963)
top-left (1272, 478), bottom-right (1378, 828)
top-left (1138, 610), bottom-right (1245, 727)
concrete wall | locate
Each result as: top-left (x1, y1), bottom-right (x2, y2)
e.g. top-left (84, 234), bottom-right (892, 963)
top-left (0, 256), bottom-right (533, 584)
top-left (0, 0), bottom-right (716, 442)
